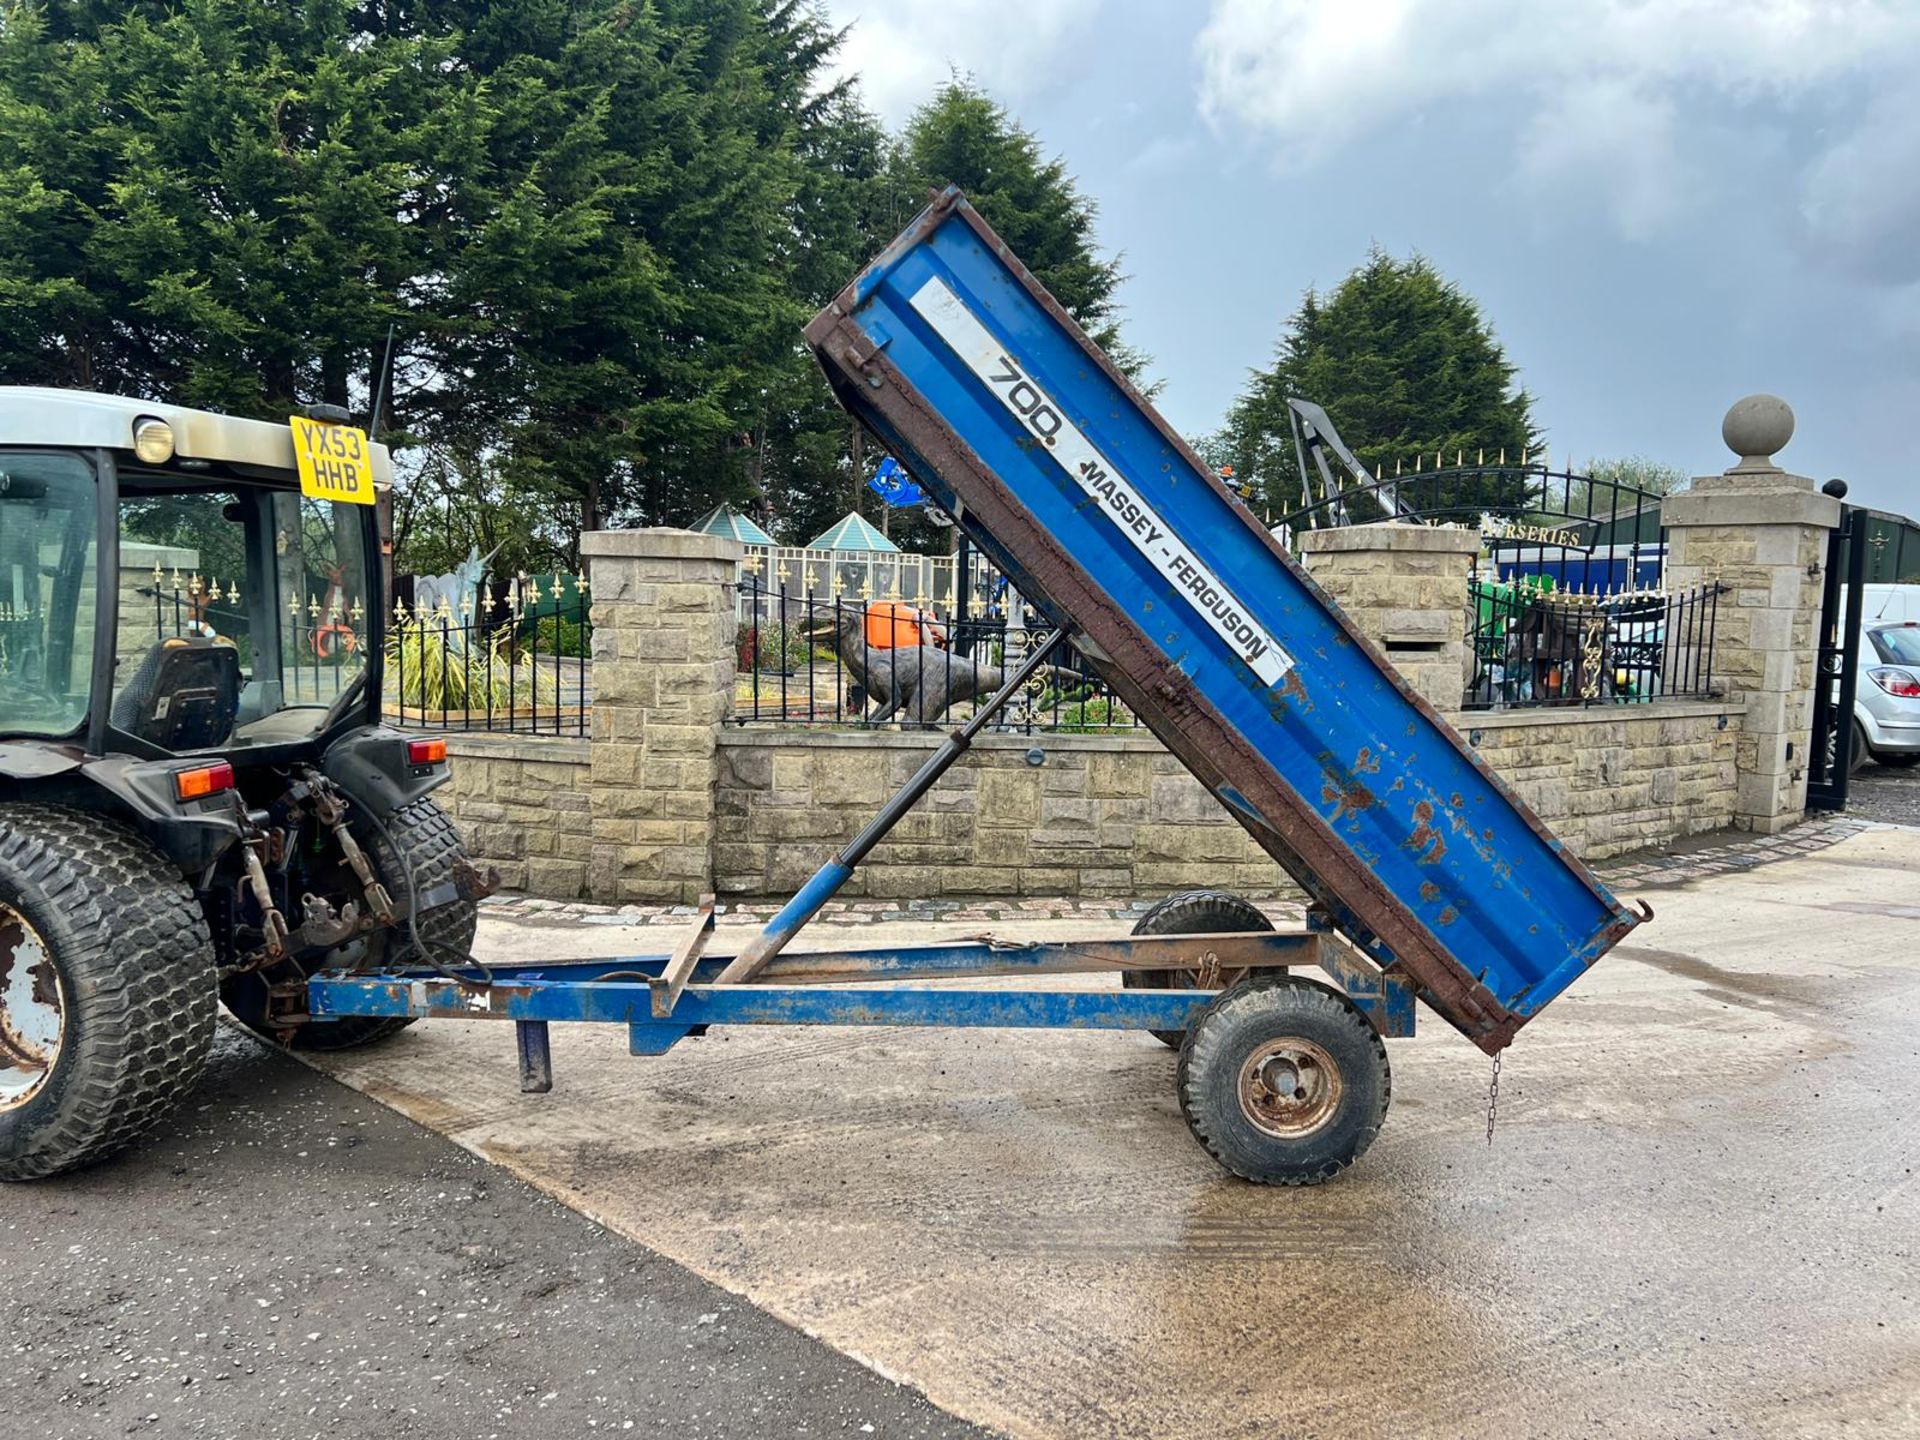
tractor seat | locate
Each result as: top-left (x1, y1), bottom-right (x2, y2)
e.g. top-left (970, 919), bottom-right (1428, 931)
top-left (111, 637), bottom-right (241, 751)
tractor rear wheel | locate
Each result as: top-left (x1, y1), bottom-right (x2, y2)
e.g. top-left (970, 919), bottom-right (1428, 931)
top-left (222, 798), bottom-right (478, 1051)
top-left (0, 804), bottom-right (216, 1181)
top-left (1123, 889), bottom-right (1273, 1048)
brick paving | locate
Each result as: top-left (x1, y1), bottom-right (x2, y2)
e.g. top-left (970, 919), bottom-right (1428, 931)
top-left (480, 813), bottom-right (1880, 930)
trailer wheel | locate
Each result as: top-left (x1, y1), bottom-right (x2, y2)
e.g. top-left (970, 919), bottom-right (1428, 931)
top-left (1177, 974), bottom-right (1389, 1186)
top-left (0, 805), bottom-right (216, 1181)
top-left (1124, 889), bottom-right (1272, 1048)
top-left (223, 798), bottom-right (477, 1051)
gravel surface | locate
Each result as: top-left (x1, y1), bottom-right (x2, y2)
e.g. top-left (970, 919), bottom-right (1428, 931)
top-left (1845, 760), bottom-right (1920, 826)
top-left (2, 1026), bottom-right (993, 1440)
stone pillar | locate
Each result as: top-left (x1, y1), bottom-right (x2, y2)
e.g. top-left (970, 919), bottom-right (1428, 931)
top-left (1297, 523), bottom-right (1480, 713)
top-left (581, 528), bottom-right (741, 903)
top-left (1661, 395), bottom-right (1838, 834)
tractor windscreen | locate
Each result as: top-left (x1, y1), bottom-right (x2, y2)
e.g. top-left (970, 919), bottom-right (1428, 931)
top-left (0, 452), bottom-right (100, 739)
top-left (116, 480), bottom-right (373, 751)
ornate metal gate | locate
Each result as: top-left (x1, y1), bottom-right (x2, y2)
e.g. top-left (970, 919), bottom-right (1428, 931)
top-left (1806, 504), bottom-right (1867, 810)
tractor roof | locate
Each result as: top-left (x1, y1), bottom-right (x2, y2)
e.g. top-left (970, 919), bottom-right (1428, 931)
top-left (0, 386), bottom-right (392, 487)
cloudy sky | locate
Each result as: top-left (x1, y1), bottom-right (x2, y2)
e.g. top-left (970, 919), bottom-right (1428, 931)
top-left (818, 0), bottom-right (1919, 513)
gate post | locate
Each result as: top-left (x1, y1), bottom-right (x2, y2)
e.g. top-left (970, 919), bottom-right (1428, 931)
top-left (1298, 522), bottom-right (1480, 713)
top-left (1661, 396), bottom-right (1840, 833)
top-left (580, 528), bottom-right (741, 903)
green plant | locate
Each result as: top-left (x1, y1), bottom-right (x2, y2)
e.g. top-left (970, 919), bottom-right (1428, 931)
top-left (385, 622), bottom-right (556, 713)
top-left (736, 620), bottom-right (818, 673)
top-left (531, 612), bottom-right (592, 658)
top-left (1044, 693), bottom-right (1133, 732)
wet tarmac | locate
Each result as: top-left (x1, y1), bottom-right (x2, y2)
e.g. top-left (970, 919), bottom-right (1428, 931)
top-left (307, 826), bottom-right (1920, 1439)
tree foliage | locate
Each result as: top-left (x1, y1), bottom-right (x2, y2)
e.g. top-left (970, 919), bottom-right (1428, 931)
top-left (0, 7), bottom-right (1141, 572)
top-left (1219, 251), bottom-right (1540, 525)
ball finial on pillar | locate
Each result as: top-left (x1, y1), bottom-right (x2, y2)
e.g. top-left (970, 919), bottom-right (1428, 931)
top-left (1721, 394), bottom-right (1794, 473)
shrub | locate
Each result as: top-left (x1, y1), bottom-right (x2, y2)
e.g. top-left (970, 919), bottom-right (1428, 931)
top-left (385, 621), bottom-right (556, 713)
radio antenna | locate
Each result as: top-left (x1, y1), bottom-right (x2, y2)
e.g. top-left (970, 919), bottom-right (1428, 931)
top-left (368, 322), bottom-right (398, 439)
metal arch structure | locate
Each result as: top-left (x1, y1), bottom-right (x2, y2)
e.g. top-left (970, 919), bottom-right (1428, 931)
top-left (1284, 399), bottom-right (1408, 529)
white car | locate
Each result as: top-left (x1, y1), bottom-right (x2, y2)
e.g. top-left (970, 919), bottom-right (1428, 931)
top-left (1854, 620), bottom-right (1920, 771)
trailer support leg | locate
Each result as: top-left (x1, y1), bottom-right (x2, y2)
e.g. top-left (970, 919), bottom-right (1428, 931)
top-left (515, 1020), bottom-right (553, 1094)
top-left (715, 628), bottom-right (1069, 984)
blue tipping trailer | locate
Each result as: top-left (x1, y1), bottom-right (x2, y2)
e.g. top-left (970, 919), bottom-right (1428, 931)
top-left (799, 187), bottom-right (1642, 1052)
top-left (308, 187), bottom-right (1644, 1184)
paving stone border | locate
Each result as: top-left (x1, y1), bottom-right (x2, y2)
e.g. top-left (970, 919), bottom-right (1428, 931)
top-left (478, 814), bottom-right (1878, 930)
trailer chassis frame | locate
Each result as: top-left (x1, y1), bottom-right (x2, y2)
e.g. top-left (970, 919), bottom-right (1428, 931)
top-left (307, 918), bottom-right (1416, 1094)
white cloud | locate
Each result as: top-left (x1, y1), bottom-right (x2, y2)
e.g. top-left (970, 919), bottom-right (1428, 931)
top-left (815, 0), bottom-right (1107, 124)
top-left (1195, 0), bottom-right (1920, 243)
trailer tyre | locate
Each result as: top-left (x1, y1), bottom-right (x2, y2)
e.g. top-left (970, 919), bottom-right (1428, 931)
top-left (222, 799), bottom-right (477, 1051)
top-left (1177, 975), bottom-right (1389, 1186)
top-left (0, 805), bottom-right (216, 1181)
top-left (1124, 890), bottom-right (1272, 1048)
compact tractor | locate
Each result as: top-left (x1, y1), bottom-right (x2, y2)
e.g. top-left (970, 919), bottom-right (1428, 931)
top-left (0, 389), bottom-right (487, 1180)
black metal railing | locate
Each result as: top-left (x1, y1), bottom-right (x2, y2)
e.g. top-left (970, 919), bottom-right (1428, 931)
top-left (1463, 580), bottom-right (1724, 710)
top-left (1277, 462), bottom-right (1669, 597)
top-left (387, 580), bottom-right (591, 736)
top-left (732, 575), bottom-right (1136, 732)
top-left (131, 573), bottom-right (592, 735)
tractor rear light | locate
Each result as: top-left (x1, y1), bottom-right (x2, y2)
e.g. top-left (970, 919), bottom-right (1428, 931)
top-left (1868, 667), bottom-right (1920, 698)
top-left (407, 738), bottom-right (447, 765)
top-left (175, 761), bottom-right (235, 801)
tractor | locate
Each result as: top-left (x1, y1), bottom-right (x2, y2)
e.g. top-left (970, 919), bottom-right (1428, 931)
top-left (0, 388), bottom-right (489, 1180)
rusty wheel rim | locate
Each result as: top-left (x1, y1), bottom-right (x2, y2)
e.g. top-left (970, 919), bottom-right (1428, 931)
top-left (0, 902), bottom-right (64, 1111)
top-left (1236, 1036), bottom-right (1342, 1140)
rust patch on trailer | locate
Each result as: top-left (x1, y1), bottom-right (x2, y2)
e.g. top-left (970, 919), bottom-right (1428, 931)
top-left (1403, 801), bottom-right (1447, 866)
top-left (29, 958), bottom-right (57, 1009)
top-left (1419, 882), bottom-right (1442, 904)
top-left (1279, 669), bottom-right (1313, 712)
top-left (1317, 753), bottom-right (1376, 828)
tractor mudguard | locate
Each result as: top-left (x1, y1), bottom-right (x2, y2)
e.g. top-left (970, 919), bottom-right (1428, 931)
top-left (322, 725), bottom-right (450, 821)
top-left (73, 754), bottom-right (244, 874)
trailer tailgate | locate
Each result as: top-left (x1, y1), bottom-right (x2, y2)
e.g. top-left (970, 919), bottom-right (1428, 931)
top-left (805, 188), bottom-right (1640, 1053)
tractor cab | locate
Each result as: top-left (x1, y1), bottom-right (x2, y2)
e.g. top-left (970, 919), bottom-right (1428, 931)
top-left (0, 388), bottom-right (486, 1181)
top-left (0, 388), bottom-right (383, 765)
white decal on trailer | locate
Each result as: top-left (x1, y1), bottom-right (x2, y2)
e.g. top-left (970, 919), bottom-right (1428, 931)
top-left (909, 275), bottom-right (1293, 685)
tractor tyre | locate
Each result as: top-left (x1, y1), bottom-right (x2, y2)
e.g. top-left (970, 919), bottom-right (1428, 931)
top-left (1123, 889), bottom-right (1273, 1049)
top-left (0, 804), bottom-right (216, 1181)
top-left (223, 798), bottom-right (478, 1052)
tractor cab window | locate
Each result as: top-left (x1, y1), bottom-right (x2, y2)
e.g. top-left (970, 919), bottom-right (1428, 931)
top-left (0, 452), bottom-right (99, 739)
top-left (113, 482), bottom-right (372, 752)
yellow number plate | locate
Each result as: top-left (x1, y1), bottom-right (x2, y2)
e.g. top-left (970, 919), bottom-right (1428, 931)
top-left (288, 417), bottom-right (377, 505)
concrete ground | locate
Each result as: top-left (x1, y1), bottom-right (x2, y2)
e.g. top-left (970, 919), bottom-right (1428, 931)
top-left (0, 1027), bottom-right (990, 1440)
top-left (296, 822), bottom-right (1920, 1440)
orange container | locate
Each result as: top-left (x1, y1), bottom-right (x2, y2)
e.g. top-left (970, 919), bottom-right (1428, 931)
top-left (864, 601), bottom-right (947, 650)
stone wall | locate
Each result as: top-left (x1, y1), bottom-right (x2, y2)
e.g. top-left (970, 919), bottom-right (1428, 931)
top-left (703, 702), bottom-right (1744, 899)
top-left (440, 734), bottom-right (593, 898)
top-left (439, 701), bottom-right (1745, 902)
top-left (1462, 701), bottom-right (1741, 859)
top-left (714, 731), bottom-right (1283, 900)
top-left (1298, 524), bottom-right (1478, 711)
top-left (581, 529), bottom-right (739, 903)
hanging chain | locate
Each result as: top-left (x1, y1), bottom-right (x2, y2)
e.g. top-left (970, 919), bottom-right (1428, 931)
top-left (1485, 1050), bottom-right (1503, 1146)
